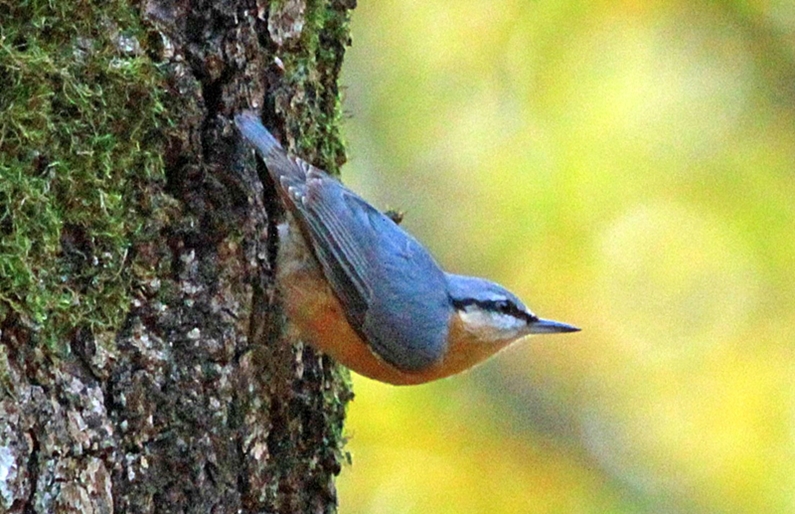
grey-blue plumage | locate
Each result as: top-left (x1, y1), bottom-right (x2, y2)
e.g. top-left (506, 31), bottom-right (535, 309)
top-left (235, 113), bottom-right (451, 371)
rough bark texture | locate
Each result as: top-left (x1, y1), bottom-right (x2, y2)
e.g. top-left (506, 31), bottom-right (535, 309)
top-left (0, 0), bottom-right (355, 512)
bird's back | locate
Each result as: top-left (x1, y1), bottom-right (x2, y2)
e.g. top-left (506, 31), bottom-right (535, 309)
top-left (235, 113), bottom-right (452, 372)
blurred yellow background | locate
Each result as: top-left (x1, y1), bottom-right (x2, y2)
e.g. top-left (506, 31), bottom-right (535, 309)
top-left (336, 1), bottom-right (795, 512)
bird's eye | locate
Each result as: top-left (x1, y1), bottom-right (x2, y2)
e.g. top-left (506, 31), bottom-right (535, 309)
top-left (495, 300), bottom-right (513, 314)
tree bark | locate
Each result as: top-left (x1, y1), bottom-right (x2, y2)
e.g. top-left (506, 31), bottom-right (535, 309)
top-left (0, 0), bottom-right (355, 512)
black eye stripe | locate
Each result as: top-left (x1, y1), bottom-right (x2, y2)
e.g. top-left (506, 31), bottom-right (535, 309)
top-left (452, 298), bottom-right (538, 323)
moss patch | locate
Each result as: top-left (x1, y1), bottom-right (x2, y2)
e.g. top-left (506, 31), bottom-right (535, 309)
top-left (0, 0), bottom-right (169, 347)
top-left (271, 0), bottom-right (352, 174)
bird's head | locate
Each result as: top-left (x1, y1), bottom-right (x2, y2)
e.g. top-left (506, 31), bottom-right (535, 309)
top-left (446, 274), bottom-right (579, 345)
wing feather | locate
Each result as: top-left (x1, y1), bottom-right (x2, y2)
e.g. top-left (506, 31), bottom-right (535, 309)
top-left (281, 164), bottom-right (450, 370)
top-left (236, 114), bottom-right (449, 371)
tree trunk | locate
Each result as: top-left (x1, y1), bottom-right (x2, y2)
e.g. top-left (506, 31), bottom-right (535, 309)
top-left (0, 0), bottom-right (355, 512)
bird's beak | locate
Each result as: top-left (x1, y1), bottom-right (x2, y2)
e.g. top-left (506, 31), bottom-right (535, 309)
top-left (528, 318), bottom-right (581, 334)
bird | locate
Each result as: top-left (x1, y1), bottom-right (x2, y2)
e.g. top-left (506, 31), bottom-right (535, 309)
top-left (235, 112), bottom-right (579, 385)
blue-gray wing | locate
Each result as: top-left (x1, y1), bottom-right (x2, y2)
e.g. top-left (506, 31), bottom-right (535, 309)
top-left (280, 160), bottom-right (451, 372)
top-left (235, 113), bottom-right (450, 371)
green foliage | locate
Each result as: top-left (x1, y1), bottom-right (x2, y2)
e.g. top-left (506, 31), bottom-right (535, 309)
top-left (0, 0), bottom-right (168, 347)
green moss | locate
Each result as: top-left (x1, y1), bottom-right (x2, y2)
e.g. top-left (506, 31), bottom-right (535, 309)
top-left (323, 358), bottom-right (354, 466)
top-left (274, 0), bottom-right (351, 174)
top-left (0, 0), bottom-right (170, 348)
top-left (267, 0), bottom-right (356, 473)
top-left (0, 342), bottom-right (11, 398)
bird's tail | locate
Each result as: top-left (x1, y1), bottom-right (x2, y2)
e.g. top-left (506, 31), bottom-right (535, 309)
top-left (235, 112), bottom-right (281, 157)
top-left (235, 111), bottom-right (303, 183)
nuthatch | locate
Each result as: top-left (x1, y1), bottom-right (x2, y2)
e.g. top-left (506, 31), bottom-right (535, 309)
top-left (235, 112), bottom-right (579, 385)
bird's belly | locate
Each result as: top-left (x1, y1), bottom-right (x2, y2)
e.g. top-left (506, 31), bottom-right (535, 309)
top-left (277, 223), bottom-right (421, 384)
top-left (278, 256), bottom-right (426, 384)
top-left (276, 223), bottom-right (511, 385)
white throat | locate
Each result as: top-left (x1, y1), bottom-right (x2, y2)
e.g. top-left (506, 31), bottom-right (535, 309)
top-left (458, 309), bottom-right (528, 342)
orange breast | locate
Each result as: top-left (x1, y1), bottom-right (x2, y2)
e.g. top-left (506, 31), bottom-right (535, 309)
top-left (280, 264), bottom-right (421, 384)
top-left (277, 224), bottom-right (512, 385)
top-left (282, 271), bottom-right (512, 384)
top-left (276, 230), bottom-right (418, 384)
